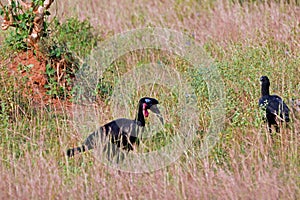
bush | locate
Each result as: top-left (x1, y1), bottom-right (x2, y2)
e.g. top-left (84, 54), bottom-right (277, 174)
top-left (0, 0), bottom-right (51, 52)
top-left (39, 17), bottom-right (99, 99)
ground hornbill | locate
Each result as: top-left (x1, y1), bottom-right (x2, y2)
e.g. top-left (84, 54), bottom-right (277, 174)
top-left (259, 76), bottom-right (290, 133)
top-left (67, 97), bottom-right (163, 157)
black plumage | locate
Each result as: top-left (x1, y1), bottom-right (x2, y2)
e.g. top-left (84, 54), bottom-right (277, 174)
top-left (259, 76), bottom-right (290, 133)
top-left (67, 97), bottom-right (163, 157)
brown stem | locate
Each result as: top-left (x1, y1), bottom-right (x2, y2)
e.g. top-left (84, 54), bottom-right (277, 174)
top-left (1, 0), bottom-right (54, 49)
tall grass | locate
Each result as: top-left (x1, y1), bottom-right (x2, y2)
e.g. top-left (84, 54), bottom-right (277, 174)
top-left (0, 0), bottom-right (299, 199)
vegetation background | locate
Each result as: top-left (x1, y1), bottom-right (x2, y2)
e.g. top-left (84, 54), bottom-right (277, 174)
top-left (0, 0), bottom-right (299, 199)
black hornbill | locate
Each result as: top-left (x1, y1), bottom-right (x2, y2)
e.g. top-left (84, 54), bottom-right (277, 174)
top-left (259, 76), bottom-right (290, 133)
top-left (67, 97), bottom-right (163, 157)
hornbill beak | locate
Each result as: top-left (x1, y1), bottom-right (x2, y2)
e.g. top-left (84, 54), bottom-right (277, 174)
top-left (149, 104), bottom-right (164, 125)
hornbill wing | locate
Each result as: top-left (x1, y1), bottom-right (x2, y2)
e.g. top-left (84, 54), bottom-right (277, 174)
top-left (83, 126), bottom-right (105, 150)
top-left (83, 118), bottom-right (140, 150)
top-left (259, 95), bottom-right (290, 122)
top-left (259, 97), bottom-right (268, 108)
top-left (109, 118), bottom-right (140, 138)
top-left (259, 96), bottom-right (273, 112)
top-left (267, 95), bottom-right (290, 122)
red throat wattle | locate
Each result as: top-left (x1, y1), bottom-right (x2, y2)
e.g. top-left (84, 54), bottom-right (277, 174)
top-left (142, 103), bottom-right (149, 117)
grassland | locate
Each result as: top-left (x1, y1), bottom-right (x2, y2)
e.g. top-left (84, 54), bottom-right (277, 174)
top-left (0, 0), bottom-right (299, 199)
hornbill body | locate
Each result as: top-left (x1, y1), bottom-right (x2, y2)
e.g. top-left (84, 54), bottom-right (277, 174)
top-left (259, 76), bottom-right (290, 133)
top-left (67, 97), bottom-right (163, 157)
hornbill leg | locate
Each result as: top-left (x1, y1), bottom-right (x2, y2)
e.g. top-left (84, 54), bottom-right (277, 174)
top-left (268, 122), bottom-right (272, 133)
top-left (275, 125), bottom-right (280, 133)
top-left (67, 145), bottom-right (86, 157)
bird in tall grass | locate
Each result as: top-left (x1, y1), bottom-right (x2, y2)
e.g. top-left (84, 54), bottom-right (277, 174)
top-left (259, 76), bottom-right (290, 133)
top-left (67, 97), bottom-right (163, 157)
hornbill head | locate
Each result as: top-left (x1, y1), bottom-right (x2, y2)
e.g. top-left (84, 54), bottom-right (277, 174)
top-left (260, 76), bottom-right (270, 86)
top-left (139, 97), bottom-right (164, 124)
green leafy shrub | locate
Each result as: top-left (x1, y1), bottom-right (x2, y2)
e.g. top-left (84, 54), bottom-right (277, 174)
top-left (0, 0), bottom-right (50, 52)
top-left (39, 17), bottom-right (99, 99)
top-left (0, 1), bottom-right (99, 99)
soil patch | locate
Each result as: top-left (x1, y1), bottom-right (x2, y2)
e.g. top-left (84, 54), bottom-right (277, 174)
top-left (6, 50), bottom-right (73, 112)
top-left (3, 50), bottom-right (108, 119)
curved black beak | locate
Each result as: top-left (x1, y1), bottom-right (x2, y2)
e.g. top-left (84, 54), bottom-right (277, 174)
top-left (149, 104), bottom-right (164, 125)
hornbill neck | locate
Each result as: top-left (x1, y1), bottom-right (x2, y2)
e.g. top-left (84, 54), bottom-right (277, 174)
top-left (135, 103), bottom-right (146, 126)
top-left (261, 82), bottom-right (270, 96)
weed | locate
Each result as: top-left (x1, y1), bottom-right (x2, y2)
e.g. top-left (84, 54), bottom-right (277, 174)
top-left (0, 0), bottom-right (299, 199)
top-left (39, 17), bottom-right (99, 98)
top-left (0, 0), bottom-right (50, 51)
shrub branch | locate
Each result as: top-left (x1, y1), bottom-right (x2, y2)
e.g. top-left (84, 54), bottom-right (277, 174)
top-left (1, 0), bottom-right (54, 48)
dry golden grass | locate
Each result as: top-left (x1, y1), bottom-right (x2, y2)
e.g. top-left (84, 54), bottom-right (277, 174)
top-left (0, 0), bottom-right (299, 199)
